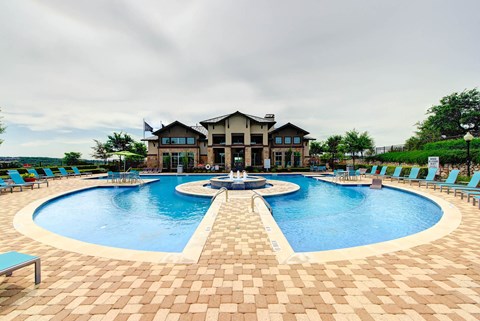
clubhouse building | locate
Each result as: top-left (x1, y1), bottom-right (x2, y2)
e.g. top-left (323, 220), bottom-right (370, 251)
top-left (143, 111), bottom-right (314, 171)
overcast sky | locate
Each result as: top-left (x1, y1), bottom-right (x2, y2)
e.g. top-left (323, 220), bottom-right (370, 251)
top-left (1, 0), bottom-right (479, 158)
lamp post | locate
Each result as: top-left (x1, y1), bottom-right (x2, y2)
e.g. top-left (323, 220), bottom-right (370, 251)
top-left (464, 131), bottom-right (474, 177)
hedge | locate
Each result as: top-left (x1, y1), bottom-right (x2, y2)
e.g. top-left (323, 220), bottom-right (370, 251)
top-left (367, 149), bottom-right (480, 165)
top-left (423, 138), bottom-right (480, 150)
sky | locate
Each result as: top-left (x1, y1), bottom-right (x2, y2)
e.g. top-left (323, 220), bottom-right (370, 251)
top-left (0, 0), bottom-right (479, 158)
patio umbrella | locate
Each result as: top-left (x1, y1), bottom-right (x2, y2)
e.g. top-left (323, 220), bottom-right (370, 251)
top-left (112, 151), bottom-right (143, 171)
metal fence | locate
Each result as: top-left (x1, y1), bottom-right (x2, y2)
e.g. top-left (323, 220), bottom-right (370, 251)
top-left (373, 144), bottom-right (406, 155)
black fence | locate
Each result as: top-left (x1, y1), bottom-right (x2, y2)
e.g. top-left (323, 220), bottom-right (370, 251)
top-left (373, 144), bottom-right (406, 155)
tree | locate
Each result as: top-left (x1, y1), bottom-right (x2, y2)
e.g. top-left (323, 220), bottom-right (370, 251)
top-left (0, 107), bottom-right (6, 146)
top-left (357, 131), bottom-right (375, 158)
top-left (91, 139), bottom-right (111, 164)
top-left (343, 130), bottom-right (362, 166)
top-left (285, 148), bottom-right (293, 167)
top-left (324, 135), bottom-right (343, 168)
top-left (63, 152), bottom-right (82, 165)
top-left (105, 132), bottom-right (135, 153)
top-left (405, 88), bottom-right (480, 149)
top-left (309, 141), bottom-right (323, 156)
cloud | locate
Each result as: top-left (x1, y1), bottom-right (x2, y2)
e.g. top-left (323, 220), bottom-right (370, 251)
top-left (0, 0), bottom-right (479, 158)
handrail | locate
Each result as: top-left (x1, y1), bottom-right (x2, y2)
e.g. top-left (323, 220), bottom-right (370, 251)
top-left (211, 187), bottom-right (228, 203)
top-left (251, 191), bottom-right (272, 214)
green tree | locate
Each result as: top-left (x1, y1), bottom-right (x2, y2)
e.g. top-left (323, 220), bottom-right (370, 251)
top-left (357, 131), bottom-right (375, 158)
top-left (285, 148), bottom-right (293, 167)
top-left (325, 135), bottom-right (343, 168)
top-left (105, 132), bottom-right (135, 153)
top-left (343, 129), bottom-right (362, 166)
top-left (309, 141), bottom-right (323, 156)
top-left (91, 139), bottom-right (111, 164)
top-left (0, 107), bottom-right (6, 146)
top-left (63, 152), bottom-right (82, 165)
top-left (405, 88), bottom-right (480, 149)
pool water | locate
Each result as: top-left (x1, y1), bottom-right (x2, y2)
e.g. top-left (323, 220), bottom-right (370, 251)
top-left (33, 176), bottom-right (211, 252)
top-left (265, 176), bottom-right (443, 252)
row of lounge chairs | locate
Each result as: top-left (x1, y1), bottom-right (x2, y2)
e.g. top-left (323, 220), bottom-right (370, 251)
top-left (0, 167), bottom-right (93, 193)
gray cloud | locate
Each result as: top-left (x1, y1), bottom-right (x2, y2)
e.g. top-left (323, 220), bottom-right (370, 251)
top-left (1, 0), bottom-right (479, 157)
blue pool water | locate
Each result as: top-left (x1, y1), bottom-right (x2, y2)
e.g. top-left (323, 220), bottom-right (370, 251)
top-left (265, 175), bottom-right (443, 252)
top-left (33, 175), bottom-right (211, 252)
top-left (33, 174), bottom-right (443, 253)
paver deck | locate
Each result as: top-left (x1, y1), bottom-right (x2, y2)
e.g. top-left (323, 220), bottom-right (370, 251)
top-left (1, 174), bottom-right (480, 320)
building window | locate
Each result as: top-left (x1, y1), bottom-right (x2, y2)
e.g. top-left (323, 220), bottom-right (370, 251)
top-left (284, 136), bottom-right (292, 144)
top-left (171, 137), bottom-right (186, 145)
top-left (294, 152), bottom-right (301, 167)
top-left (275, 137), bottom-right (282, 144)
top-left (232, 134), bottom-right (244, 145)
top-left (162, 152), bottom-right (171, 168)
top-left (213, 135), bottom-right (226, 145)
top-left (187, 137), bottom-right (195, 145)
top-left (293, 136), bottom-right (301, 144)
top-left (161, 137), bottom-right (170, 145)
top-left (171, 152), bottom-right (180, 167)
top-left (250, 134), bottom-right (263, 145)
top-left (274, 152), bottom-right (282, 166)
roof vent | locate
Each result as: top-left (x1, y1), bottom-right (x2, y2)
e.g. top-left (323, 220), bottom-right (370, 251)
top-left (264, 114), bottom-right (275, 121)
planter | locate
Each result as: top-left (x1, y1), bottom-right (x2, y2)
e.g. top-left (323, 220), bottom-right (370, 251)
top-left (24, 177), bottom-right (36, 182)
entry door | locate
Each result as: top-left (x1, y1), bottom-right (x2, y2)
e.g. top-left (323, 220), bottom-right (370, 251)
top-left (232, 149), bottom-right (244, 170)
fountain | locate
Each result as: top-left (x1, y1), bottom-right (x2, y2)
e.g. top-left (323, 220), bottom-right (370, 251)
top-left (210, 171), bottom-right (267, 190)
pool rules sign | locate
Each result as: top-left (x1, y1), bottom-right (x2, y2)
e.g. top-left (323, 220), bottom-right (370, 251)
top-left (428, 156), bottom-right (440, 174)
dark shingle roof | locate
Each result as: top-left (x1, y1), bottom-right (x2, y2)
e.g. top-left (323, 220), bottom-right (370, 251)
top-left (269, 122), bottom-right (310, 135)
top-left (152, 121), bottom-right (207, 138)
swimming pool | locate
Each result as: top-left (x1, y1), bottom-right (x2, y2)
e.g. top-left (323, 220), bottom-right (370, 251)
top-left (33, 176), bottom-right (211, 252)
top-left (265, 175), bottom-right (443, 252)
top-left (32, 174), bottom-right (443, 254)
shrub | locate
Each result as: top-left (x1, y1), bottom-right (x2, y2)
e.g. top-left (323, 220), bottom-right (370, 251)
top-left (367, 149), bottom-right (480, 165)
top-left (423, 138), bottom-right (480, 150)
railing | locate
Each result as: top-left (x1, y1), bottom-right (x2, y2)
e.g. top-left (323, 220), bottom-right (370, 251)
top-left (211, 187), bottom-right (228, 203)
top-left (251, 191), bottom-right (272, 214)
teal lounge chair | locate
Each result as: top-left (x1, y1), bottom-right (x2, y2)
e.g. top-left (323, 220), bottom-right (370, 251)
top-left (1, 176), bottom-right (32, 191)
top-left (27, 168), bottom-right (46, 180)
top-left (405, 167), bottom-right (437, 186)
top-left (459, 190), bottom-right (480, 202)
top-left (0, 178), bottom-right (15, 193)
top-left (0, 251), bottom-right (41, 284)
top-left (9, 172), bottom-right (49, 188)
top-left (439, 171), bottom-right (480, 195)
top-left (72, 166), bottom-right (92, 176)
top-left (58, 167), bottom-right (79, 178)
top-left (365, 165), bottom-right (378, 177)
top-left (375, 166), bottom-right (388, 178)
top-left (43, 168), bottom-right (62, 179)
top-left (385, 166), bottom-right (402, 181)
top-left (396, 167), bottom-right (420, 183)
top-left (425, 169), bottom-right (460, 189)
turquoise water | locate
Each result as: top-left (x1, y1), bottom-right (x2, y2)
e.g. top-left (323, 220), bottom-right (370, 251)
top-left (33, 174), bottom-right (443, 253)
top-left (265, 175), bottom-right (443, 252)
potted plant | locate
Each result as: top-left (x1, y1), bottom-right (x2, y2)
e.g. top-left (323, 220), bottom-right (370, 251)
top-left (22, 173), bottom-right (36, 182)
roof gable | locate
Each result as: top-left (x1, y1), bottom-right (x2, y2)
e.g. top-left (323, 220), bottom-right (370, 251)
top-left (200, 111), bottom-right (276, 128)
top-left (152, 121), bottom-right (207, 138)
top-left (269, 122), bottom-right (310, 136)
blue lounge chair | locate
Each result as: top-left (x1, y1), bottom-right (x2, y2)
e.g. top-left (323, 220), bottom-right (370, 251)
top-left (425, 169), bottom-right (460, 190)
top-left (0, 251), bottom-right (41, 284)
top-left (439, 172), bottom-right (480, 195)
top-left (375, 166), bottom-right (388, 178)
top-left (386, 166), bottom-right (402, 181)
top-left (27, 168), bottom-right (45, 180)
top-left (58, 167), bottom-right (78, 178)
top-left (396, 167), bottom-right (420, 183)
top-left (405, 167), bottom-right (437, 186)
top-left (365, 165), bottom-right (378, 177)
top-left (9, 172), bottom-right (49, 188)
top-left (72, 166), bottom-right (92, 176)
top-left (0, 178), bottom-right (15, 193)
top-left (43, 168), bottom-right (62, 179)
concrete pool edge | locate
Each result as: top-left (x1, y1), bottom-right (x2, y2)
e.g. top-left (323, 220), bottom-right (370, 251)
top-left (256, 177), bottom-right (462, 264)
top-left (13, 184), bottom-right (220, 264)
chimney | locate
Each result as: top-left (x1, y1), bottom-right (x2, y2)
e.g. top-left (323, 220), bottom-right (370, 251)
top-left (264, 114), bottom-right (275, 121)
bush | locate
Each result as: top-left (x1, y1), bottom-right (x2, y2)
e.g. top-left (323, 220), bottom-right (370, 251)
top-left (423, 138), bottom-right (480, 150)
top-left (367, 149), bottom-right (480, 165)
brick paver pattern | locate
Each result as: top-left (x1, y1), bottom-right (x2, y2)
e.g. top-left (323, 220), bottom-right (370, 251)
top-left (1, 176), bottom-right (480, 320)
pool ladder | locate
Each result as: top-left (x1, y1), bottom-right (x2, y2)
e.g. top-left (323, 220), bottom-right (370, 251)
top-left (211, 187), bottom-right (228, 203)
top-left (251, 191), bottom-right (272, 214)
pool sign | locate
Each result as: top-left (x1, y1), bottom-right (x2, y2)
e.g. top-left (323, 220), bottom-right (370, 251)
top-left (264, 159), bottom-right (271, 170)
top-left (428, 156), bottom-right (440, 174)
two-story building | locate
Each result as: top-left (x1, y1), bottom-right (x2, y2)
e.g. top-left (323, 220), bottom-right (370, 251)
top-left (143, 111), bottom-right (314, 171)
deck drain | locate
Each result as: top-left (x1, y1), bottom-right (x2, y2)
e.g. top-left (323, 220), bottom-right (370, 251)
top-left (205, 227), bottom-right (211, 232)
top-left (271, 240), bottom-right (281, 252)
top-left (265, 226), bottom-right (272, 232)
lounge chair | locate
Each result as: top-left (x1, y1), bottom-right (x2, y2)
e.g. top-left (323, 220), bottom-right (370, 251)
top-left (374, 166), bottom-right (388, 178)
top-left (58, 167), bottom-right (79, 178)
top-left (424, 169), bottom-right (460, 190)
top-left (439, 172), bottom-right (480, 195)
top-left (385, 166), bottom-right (402, 181)
top-left (396, 167), bottom-right (420, 183)
top-left (0, 178), bottom-right (15, 193)
top-left (0, 251), bottom-right (41, 285)
top-left (71, 166), bottom-right (92, 176)
top-left (27, 168), bottom-right (46, 180)
top-left (405, 167), bottom-right (437, 186)
top-left (459, 190), bottom-right (480, 202)
top-left (43, 168), bottom-right (62, 179)
top-left (9, 172), bottom-right (49, 188)
top-left (358, 168), bottom-right (368, 177)
top-left (365, 165), bottom-right (378, 177)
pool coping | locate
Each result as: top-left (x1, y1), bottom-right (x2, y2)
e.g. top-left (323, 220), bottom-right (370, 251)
top-left (13, 183), bottom-right (222, 264)
top-left (256, 177), bottom-right (462, 264)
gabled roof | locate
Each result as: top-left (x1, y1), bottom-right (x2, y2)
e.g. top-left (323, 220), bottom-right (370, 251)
top-left (141, 135), bottom-right (158, 141)
top-left (200, 111), bottom-right (276, 128)
top-left (190, 125), bottom-right (208, 136)
top-left (152, 121), bottom-right (207, 138)
top-left (269, 122), bottom-right (310, 136)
